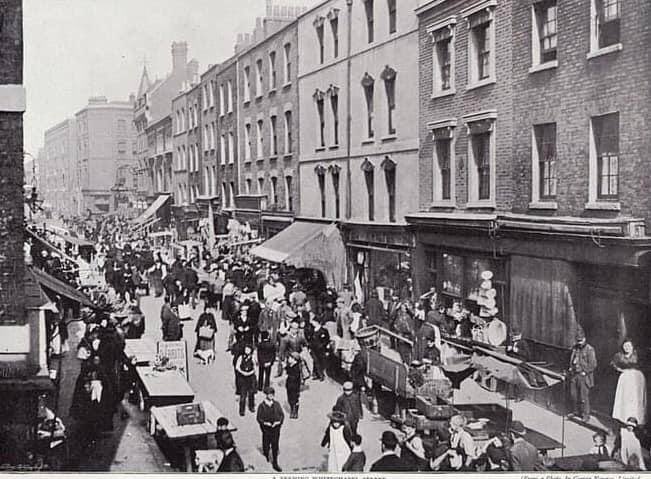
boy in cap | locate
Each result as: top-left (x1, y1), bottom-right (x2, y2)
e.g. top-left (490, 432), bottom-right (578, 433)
top-left (256, 386), bottom-right (284, 472)
top-left (334, 381), bottom-right (363, 436)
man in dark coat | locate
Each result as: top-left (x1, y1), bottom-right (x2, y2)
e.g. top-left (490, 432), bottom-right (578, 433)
top-left (365, 290), bottom-right (387, 327)
top-left (256, 387), bottom-right (284, 472)
top-left (334, 381), bottom-right (363, 435)
top-left (308, 317), bottom-right (330, 381)
top-left (257, 331), bottom-right (276, 391)
top-left (216, 432), bottom-right (245, 472)
top-left (568, 330), bottom-right (597, 421)
top-left (370, 431), bottom-right (410, 471)
top-left (160, 297), bottom-right (182, 341)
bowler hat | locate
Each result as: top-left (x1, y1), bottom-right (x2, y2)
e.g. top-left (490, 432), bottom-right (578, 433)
top-left (509, 420), bottom-right (527, 436)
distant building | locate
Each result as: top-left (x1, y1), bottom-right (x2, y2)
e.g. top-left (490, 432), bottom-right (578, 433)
top-left (41, 118), bottom-right (77, 216)
top-left (133, 41), bottom-right (199, 213)
top-left (74, 96), bottom-right (136, 215)
top-left (235, 9), bottom-right (301, 238)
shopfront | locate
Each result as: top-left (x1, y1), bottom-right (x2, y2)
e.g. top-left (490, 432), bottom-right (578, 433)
top-left (341, 223), bottom-right (414, 305)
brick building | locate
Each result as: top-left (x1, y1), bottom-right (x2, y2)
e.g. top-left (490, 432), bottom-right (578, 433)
top-left (133, 42), bottom-right (198, 215)
top-left (410, 0), bottom-right (651, 417)
top-left (0, 0), bottom-right (56, 465)
top-left (235, 13), bottom-right (300, 237)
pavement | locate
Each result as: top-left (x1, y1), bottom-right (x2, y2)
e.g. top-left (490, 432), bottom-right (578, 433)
top-left (57, 292), bottom-right (603, 472)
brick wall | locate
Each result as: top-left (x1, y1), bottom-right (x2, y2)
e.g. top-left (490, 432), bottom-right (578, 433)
top-left (238, 23), bottom-right (299, 214)
top-left (215, 59), bottom-right (239, 205)
top-left (512, 1), bottom-right (651, 223)
top-left (418, 0), bottom-right (514, 212)
top-left (0, 0), bottom-right (25, 324)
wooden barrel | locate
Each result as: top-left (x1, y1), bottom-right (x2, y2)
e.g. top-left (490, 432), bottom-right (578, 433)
top-left (356, 326), bottom-right (379, 349)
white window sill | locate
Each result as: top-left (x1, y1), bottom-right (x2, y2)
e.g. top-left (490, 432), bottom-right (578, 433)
top-left (430, 201), bottom-right (456, 208)
top-left (431, 89), bottom-right (456, 100)
top-left (587, 43), bottom-right (623, 60)
top-left (283, 153), bottom-right (294, 159)
top-left (315, 147), bottom-right (326, 152)
top-left (329, 144), bottom-right (340, 150)
top-left (268, 88), bottom-right (277, 96)
top-left (529, 60), bottom-right (558, 74)
top-left (255, 95), bottom-right (264, 100)
top-left (244, 159), bottom-right (252, 164)
top-left (243, 100), bottom-right (250, 106)
top-left (283, 82), bottom-right (292, 89)
top-left (585, 201), bottom-right (621, 211)
top-left (361, 138), bottom-right (375, 145)
top-left (466, 200), bottom-right (496, 209)
top-left (466, 77), bottom-right (496, 92)
top-left (528, 201), bottom-right (558, 210)
top-left (381, 134), bottom-right (397, 142)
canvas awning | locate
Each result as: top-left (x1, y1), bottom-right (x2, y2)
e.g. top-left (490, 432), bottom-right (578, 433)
top-left (60, 234), bottom-right (94, 248)
top-left (30, 267), bottom-right (96, 309)
top-left (251, 221), bottom-right (346, 289)
top-left (132, 194), bottom-right (171, 225)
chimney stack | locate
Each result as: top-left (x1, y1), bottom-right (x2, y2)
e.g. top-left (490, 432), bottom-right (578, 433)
top-left (171, 41), bottom-right (188, 73)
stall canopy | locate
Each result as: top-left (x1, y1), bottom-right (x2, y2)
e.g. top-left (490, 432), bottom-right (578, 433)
top-left (59, 234), bottom-right (94, 248)
top-left (132, 194), bottom-right (171, 226)
top-left (251, 221), bottom-right (346, 290)
top-left (29, 266), bottom-right (96, 309)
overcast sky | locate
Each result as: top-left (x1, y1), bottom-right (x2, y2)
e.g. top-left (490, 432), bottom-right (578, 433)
top-left (23, 0), bottom-right (317, 156)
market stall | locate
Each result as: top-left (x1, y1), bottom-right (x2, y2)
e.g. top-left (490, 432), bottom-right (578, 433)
top-left (149, 401), bottom-right (223, 472)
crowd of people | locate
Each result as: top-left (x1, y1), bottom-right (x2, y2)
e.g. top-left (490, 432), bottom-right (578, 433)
top-left (25, 212), bottom-right (651, 472)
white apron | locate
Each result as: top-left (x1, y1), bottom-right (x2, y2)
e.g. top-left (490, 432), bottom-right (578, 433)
top-left (613, 369), bottom-right (647, 425)
top-left (327, 426), bottom-right (351, 473)
top-left (620, 428), bottom-right (647, 470)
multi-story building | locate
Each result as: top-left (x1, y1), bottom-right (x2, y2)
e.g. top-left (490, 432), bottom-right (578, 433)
top-left (133, 41), bottom-right (198, 214)
top-left (41, 118), bottom-right (77, 217)
top-left (295, 0), bottom-right (421, 295)
top-left (235, 8), bottom-right (301, 237)
top-left (410, 0), bottom-right (651, 417)
top-left (75, 96), bottom-right (137, 214)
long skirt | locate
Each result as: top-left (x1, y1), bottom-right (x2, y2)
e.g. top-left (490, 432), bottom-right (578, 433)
top-left (613, 368), bottom-right (647, 425)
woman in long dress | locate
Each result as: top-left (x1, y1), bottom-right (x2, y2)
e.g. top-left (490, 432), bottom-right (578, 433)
top-left (321, 410), bottom-right (352, 472)
top-left (611, 339), bottom-right (647, 425)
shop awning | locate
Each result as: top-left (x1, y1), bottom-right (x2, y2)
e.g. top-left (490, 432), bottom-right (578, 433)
top-left (251, 221), bottom-right (346, 289)
top-left (29, 267), bottom-right (96, 309)
top-left (60, 234), bottom-right (94, 248)
top-left (132, 194), bottom-right (171, 225)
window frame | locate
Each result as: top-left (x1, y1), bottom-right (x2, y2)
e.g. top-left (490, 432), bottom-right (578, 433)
top-left (388, 0), bottom-right (397, 34)
top-left (365, 0), bottom-right (374, 43)
top-left (331, 167), bottom-right (341, 219)
top-left (255, 59), bottom-right (264, 98)
top-left (256, 119), bottom-right (264, 158)
top-left (429, 18), bottom-right (457, 97)
top-left (429, 120), bottom-right (456, 206)
top-left (244, 122), bottom-right (252, 162)
top-left (589, 112), bottom-right (620, 204)
top-left (381, 66), bottom-right (397, 136)
top-left (530, 123), bottom-right (558, 206)
top-left (270, 115), bottom-right (278, 157)
top-left (285, 175), bottom-right (294, 212)
top-left (463, 111), bottom-right (497, 207)
top-left (284, 110), bottom-right (293, 154)
top-left (362, 74), bottom-right (375, 140)
top-left (462, 1), bottom-right (497, 90)
top-left (329, 87), bottom-right (340, 146)
top-left (317, 169), bottom-right (327, 217)
top-left (330, 16), bottom-right (339, 58)
top-left (363, 161), bottom-right (375, 221)
top-left (228, 131), bottom-right (235, 164)
top-left (315, 90), bottom-right (326, 149)
top-left (382, 158), bottom-right (397, 223)
top-left (530, 0), bottom-right (558, 72)
top-left (243, 66), bottom-right (251, 103)
top-left (269, 51), bottom-right (277, 91)
top-left (283, 43), bottom-right (292, 84)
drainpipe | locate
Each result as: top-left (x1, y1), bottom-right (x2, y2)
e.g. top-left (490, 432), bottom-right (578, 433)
top-left (345, 0), bottom-right (353, 220)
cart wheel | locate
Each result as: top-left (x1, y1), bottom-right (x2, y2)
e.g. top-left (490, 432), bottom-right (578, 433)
top-left (138, 388), bottom-right (146, 412)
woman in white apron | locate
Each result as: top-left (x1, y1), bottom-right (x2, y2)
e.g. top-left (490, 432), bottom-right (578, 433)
top-left (321, 410), bottom-right (352, 472)
top-left (611, 339), bottom-right (647, 425)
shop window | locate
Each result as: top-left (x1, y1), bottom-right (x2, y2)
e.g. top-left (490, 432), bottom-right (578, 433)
top-left (442, 253), bottom-right (463, 298)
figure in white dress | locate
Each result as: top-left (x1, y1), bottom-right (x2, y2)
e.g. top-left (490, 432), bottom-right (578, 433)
top-left (321, 410), bottom-right (352, 472)
top-left (611, 339), bottom-right (647, 425)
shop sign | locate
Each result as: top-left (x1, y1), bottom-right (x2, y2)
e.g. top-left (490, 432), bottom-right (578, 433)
top-left (348, 227), bottom-right (413, 248)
